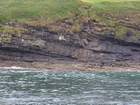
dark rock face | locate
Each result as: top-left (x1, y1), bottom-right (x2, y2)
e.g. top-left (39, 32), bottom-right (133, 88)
top-left (0, 23), bottom-right (140, 64)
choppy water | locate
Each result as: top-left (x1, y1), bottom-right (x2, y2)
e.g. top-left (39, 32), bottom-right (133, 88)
top-left (0, 68), bottom-right (140, 105)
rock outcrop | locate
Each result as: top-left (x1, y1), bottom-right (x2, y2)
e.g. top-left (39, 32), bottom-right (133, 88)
top-left (0, 20), bottom-right (140, 66)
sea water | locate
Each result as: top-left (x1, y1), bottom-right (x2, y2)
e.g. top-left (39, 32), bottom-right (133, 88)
top-left (0, 68), bottom-right (140, 105)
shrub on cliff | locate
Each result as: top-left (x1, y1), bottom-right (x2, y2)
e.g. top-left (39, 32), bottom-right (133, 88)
top-left (0, 18), bottom-right (2, 29)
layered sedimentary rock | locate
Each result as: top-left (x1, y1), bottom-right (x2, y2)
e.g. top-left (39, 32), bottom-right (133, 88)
top-left (0, 20), bottom-right (140, 64)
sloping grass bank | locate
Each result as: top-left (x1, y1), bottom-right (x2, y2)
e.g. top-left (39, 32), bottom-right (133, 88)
top-left (0, 0), bottom-right (140, 37)
top-left (0, 0), bottom-right (140, 22)
top-left (0, 0), bottom-right (84, 22)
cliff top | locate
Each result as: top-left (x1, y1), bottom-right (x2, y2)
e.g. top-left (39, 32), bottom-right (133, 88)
top-left (0, 0), bottom-right (140, 37)
top-left (0, 0), bottom-right (140, 21)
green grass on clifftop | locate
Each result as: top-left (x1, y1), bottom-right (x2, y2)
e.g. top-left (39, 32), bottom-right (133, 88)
top-left (0, 0), bottom-right (140, 37)
top-left (0, 0), bottom-right (140, 22)
top-left (0, 0), bottom-right (84, 22)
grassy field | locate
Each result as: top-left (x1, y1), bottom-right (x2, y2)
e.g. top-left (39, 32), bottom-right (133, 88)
top-left (0, 0), bottom-right (140, 22)
top-left (0, 0), bottom-right (140, 37)
top-left (0, 0), bottom-right (84, 22)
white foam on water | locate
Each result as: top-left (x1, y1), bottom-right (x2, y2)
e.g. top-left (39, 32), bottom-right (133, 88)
top-left (0, 66), bottom-right (28, 70)
top-left (10, 66), bottom-right (21, 69)
top-left (0, 66), bottom-right (38, 71)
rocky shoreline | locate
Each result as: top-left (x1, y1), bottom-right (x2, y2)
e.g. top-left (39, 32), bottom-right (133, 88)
top-left (0, 61), bottom-right (140, 71)
top-left (0, 18), bottom-right (140, 71)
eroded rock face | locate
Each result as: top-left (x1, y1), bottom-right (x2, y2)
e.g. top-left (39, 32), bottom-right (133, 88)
top-left (0, 22), bottom-right (140, 64)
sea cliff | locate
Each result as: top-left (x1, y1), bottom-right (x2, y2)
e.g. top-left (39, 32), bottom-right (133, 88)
top-left (0, 0), bottom-right (140, 70)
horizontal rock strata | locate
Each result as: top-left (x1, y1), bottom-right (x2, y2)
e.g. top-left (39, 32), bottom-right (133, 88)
top-left (0, 20), bottom-right (140, 66)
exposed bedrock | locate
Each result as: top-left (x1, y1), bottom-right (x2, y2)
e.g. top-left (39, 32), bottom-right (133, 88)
top-left (0, 22), bottom-right (140, 64)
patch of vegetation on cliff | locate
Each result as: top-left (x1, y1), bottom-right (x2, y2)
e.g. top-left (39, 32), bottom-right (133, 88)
top-left (1, 26), bottom-right (26, 36)
top-left (0, 18), bottom-right (2, 29)
top-left (0, 25), bottom-right (27, 44)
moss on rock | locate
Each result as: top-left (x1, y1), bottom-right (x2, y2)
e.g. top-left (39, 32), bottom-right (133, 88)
top-left (31, 39), bottom-right (45, 49)
top-left (0, 32), bottom-right (12, 44)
